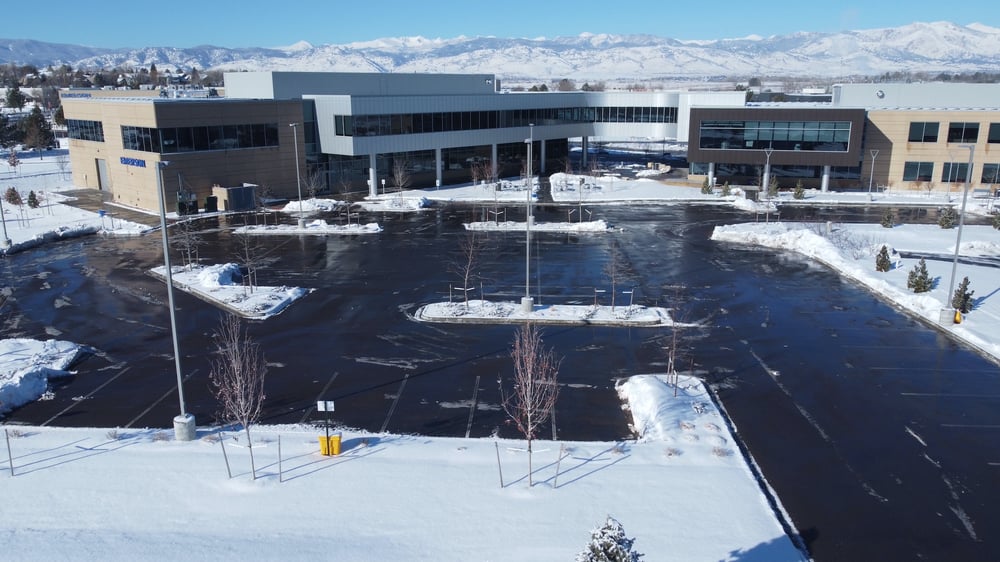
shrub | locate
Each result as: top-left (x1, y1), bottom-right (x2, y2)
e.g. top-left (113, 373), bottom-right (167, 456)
top-left (907, 259), bottom-right (932, 293)
top-left (880, 208), bottom-right (895, 228)
top-left (700, 177), bottom-right (712, 194)
top-left (938, 207), bottom-right (957, 229)
top-left (577, 515), bottom-right (643, 562)
top-left (721, 181), bottom-right (731, 197)
top-left (27, 190), bottom-right (39, 209)
top-left (875, 245), bottom-right (892, 272)
top-left (992, 212), bottom-right (1000, 230)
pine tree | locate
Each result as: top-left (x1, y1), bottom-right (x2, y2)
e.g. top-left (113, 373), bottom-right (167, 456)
top-left (952, 276), bottom-right (974, 313)
top-left (880, 208), bottom-right (895, 228)
top-left (721, 181), bottom-right (731, 197)
top-left (27, 190), bottom-right (39, 209)
top-left (907, 258), bottom-right (932, 293)
top-left (700, 176), bottom-right (712, 194)
top-left (938, 207), bottom-right (957, 229)
top-left (875, 245), bottom-right (892, 272)
top-left (576, 515), bottom-right (643, 562)
top-left (4, 187), bottom-right (22, 206)
top-left (767, 175), bottom-right (779, 198)
top-left (992, 212), bottom-right (1000, 230)
top-left (793, 179), bottom-right (805, 199)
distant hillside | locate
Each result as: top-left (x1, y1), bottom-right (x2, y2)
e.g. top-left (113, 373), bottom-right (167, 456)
top-left (3, 21), bottom-right (1000, 81)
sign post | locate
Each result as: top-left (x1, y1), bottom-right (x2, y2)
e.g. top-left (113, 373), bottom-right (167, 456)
top-left (317, 400), bottom-right (335, 443)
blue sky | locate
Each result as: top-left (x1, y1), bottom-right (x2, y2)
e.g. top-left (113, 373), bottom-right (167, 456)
top-left (13, 0), bottom-right (999, 49)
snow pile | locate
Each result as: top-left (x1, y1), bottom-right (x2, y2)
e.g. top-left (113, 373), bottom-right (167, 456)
top-left (415, 300), bottom-right (675, 326)
top-left (234, 220), bottom-right (383, 235)
top-left (464, 219), bottom-right (613, 232)
top-left (276, 198), bottom-right (346, 214)
top-left (0, 339), bottom-right (83, 414)
top-left (150, 264), bottom-right (312, 319)
top-left (356, 195), bottom-right (432, 212)
top-left (617, 374), bottom-right (730, 453)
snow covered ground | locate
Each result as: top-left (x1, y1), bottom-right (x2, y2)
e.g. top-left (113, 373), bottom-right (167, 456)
top-left (414, 299), bottom-right (676, 327)
top-left (149, 264), bottom-right (312, 319)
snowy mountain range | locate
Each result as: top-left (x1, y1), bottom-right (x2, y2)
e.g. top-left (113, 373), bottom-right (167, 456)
top-left (3, 21), bottom-right (999, 81)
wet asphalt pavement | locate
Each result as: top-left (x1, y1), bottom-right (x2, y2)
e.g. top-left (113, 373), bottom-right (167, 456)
top-left (2, 202), bottom-right (999, 561)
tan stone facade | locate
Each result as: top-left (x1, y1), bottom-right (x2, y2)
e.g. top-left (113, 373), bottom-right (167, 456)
top-left (61, 93), bottom-right (303, 213)
top-left (864, 110), bottom-right (999, 194)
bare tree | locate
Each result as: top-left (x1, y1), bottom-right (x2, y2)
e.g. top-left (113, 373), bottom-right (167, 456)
top-left (451, 231), bottom-right (485, 307)
top-left (338, 174), bottom-right (355, 225)
top-left (209, 314), bottom-right (268, 480)
top-left (232, 232), bottom-right (262, 294)
top-left (603, 243), bottom-right (629, 310)
top-left (172, 219), bottom-right (203, 267)
top-left (303, 169), bottom-right (325, 200)
top-left (500, 323), bottom-right (561, 486)
top-left (391, 158), bottom-right (411, 192)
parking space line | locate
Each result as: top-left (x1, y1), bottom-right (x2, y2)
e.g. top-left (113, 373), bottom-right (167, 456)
top-left (941, 424), bottom-right (1000, 429)
top-left (380, 374), bottom-right (409, 434)
top-left (123, 370), bottom-right (199, 429)
top-left (464, 375), bottom-right (480, 439)
top-left (902, 393), bottom-right (1000, 398)
top-left (299, 372), bottom-right (340, 424)
top-left (43, 367), bottom-right (132, 426)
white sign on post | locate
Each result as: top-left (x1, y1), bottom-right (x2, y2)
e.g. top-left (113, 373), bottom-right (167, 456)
top-left (316, 400), bottom-right (335, 412)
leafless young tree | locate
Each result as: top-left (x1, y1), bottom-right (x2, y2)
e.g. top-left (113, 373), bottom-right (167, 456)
top-left (232, 232), bottom-right (262, 294)
top-left (55, 152), bottom-right (71, 179)
top-left (209, 314), bottom-right (268, 480)
top-left (172, 219), bottom-right (203, 267)
top-left (338, 174), bottom-right (356, 225)
top-left (500, 323), bottom-right (561, 486)
top-left (391, 158), bottom-right (411, 192)
top-left (603, 243), bottom-right (629, 310)
top-left (451, 231), bottom-right (485, 307)
top-left (304, 169), bottom-right (325, 200)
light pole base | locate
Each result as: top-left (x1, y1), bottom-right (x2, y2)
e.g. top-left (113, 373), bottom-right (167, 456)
top-left (521, 296), bottom-right (534, 314)
top-left (298, 218), bottom-right (306, 229)
top-left (938, 308), bottom-right (956, 326)
top-left (173, 413), bottom-right (196, 441)
top-left (1, 238), bottom-right (10, 249)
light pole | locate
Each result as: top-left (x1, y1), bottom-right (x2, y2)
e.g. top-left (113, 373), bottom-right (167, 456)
top-left (761, 147), bottom-right (773, 201)
top-left (156, 161), bottom-right (195, 441)
top-left (522, 123), bottom-right (534, 313)
top-left (0, 196), bottom-right (10, 249)
top-left (289, 123), bottom-right (304, 228)
top-left (945, 144), bottom-right (975, 320)
top-left (868, 149), bottom-right (879, 200)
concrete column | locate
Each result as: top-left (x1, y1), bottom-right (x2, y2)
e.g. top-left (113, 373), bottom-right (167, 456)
top-left (821, 165), bottom-right (831, 192)
top-left (708, 162), bottom-right (716, 187)
top-left (368, 154), bottom-right (377, 198)
top-left (435, 148), bottom-right (443, 187)
top-left (491, 144), bottom-right (498, 181)
top-left (539, 139), bottom-right (547, 174)
top-left (581, 136), bottom-right (589, 169)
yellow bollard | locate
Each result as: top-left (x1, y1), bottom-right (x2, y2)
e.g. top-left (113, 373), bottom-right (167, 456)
top-left (319, 436), bottom-right (330, 456)
top-left (330, 435), bottom-right (342, 456)
top-left (954, 310), bottom-right (963, 324)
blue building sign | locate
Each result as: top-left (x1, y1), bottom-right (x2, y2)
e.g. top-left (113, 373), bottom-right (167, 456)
top-left (120, 157), bottom-right (146, 168)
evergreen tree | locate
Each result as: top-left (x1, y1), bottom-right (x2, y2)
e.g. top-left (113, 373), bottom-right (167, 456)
top-left (875, 245), bottom-right (892, 272)
top-left (952, 276), bottom-right (974, 313)
top-left (21, 105), bottom-right (54, 152)
top-left (938, 207), bottom-right (957, 229)
top-left (576, 515), bottom-right (643, 562)
top-left (793, 179), bottom-right (805, 199)
top-left (5, 84), bottom-right (27, 110)
top-left (721, 181), bottom-right (731, 197)
top-left (27, 190), bottom-right (39, 209)
top-left (880, 208), bottom-right (895, 228)
top-left (992, 212), bottom-right (1000, 230)
top-left (767, 175), bottom-right (779, 198)
top-left (906, 258), bottom-right (932, 293)
top-left (4, 186), bottom-right (22, 206)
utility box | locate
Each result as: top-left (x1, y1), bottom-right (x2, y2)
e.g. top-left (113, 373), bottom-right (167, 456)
top-left (212, 183), bottom-right (257, 212)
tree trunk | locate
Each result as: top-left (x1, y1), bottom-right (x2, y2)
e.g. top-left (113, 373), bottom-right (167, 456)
top-left (245, 426), bottom-right (256, 480)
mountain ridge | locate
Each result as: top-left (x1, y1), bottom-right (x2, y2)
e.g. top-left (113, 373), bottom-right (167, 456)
top-left (3, 21), bottom-right (999, 80)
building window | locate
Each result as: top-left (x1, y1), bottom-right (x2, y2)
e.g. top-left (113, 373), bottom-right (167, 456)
top-left (902, 161), bottom-right (934, 182)
top-left (67, 119), bottom-right (105, 142)
top-left (988, 123), bottom-right (1000, 144)
top-left (699, 120), bottom-right (851, 151)
top-left (947, 122), bottom-right (979, 143)
top-left (941, 162), bottom-right (970, 183)
top-left (981, 163), bottom-right (1000, 184)
top-left (121, 122), bottom-right (278, 154)
top-left (907, 122), bottom-right (939, 143)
